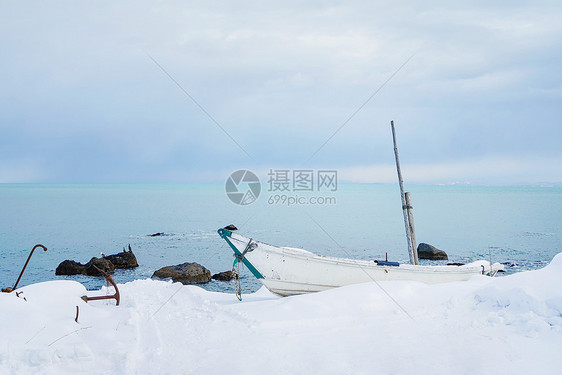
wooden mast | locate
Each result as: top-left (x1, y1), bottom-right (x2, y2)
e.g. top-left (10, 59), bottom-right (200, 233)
top-left (391, 121), bottom-right (419, 265)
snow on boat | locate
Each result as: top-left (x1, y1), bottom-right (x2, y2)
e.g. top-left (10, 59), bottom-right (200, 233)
top-left (218, 228), bottom-right (504, 297)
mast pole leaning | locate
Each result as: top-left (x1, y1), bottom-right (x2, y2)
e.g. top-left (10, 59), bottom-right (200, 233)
top-left (391, 121), bottom-right (418, 265)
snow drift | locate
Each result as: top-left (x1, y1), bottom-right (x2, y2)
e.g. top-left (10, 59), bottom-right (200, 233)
top-left (1, 253), bottom-right (561, 374)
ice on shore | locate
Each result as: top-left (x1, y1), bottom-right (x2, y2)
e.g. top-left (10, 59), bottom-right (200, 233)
top-left (1, 253), bottom-right (562, 374)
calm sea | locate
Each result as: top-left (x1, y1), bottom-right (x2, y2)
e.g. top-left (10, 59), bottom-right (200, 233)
top-left (1, 184), bottom-right (560, 293)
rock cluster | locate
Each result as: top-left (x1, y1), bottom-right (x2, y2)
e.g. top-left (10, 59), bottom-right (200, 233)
top-left (55, 246), bottom-right (138, 276)
top-left (56, 245), bottom-right (235, 285)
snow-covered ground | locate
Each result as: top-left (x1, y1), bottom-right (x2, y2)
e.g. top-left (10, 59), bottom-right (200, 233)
top-left (2, 254), bottom-right (562, 375)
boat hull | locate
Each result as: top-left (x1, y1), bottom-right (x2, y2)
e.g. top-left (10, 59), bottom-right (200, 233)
top-left (218, 229), bottom-right (502, 297)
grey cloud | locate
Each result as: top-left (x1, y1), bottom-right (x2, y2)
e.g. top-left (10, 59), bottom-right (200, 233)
top-left (0, 1), bottom-right (560, 183)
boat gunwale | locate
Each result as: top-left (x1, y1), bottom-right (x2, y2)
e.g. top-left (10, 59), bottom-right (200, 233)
top-left (225, 230), bottom-right (492, 275)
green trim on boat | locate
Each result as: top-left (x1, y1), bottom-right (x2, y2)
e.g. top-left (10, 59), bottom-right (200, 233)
top-left (217, 228), bottom-right (264, 279)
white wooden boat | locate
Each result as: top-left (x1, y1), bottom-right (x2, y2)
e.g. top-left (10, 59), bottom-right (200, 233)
top-left (218, 121), bottom-right (503, 297)
top-left (218, 228), bottom-right (504, 297)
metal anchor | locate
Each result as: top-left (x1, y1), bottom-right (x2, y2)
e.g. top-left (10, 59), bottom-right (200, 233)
top-left (81, 265), bottom-right (120, 306)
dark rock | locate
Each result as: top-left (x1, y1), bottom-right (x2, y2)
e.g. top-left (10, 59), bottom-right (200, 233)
top-left (501, 261), bottom-right (518, 267)
top-left (152, 262), bottom-right (211, 284)
top-left (55, 260), bottom-right (85, 275)
top-left (212, 270), bottom-right (235, 281)
top-left (104, 245), bottom-right (138, 269)
top-left (84, 257), bottom-right (115, 276)
top-left (417, 243), bottom-right (448, 260)
top-left (148, 232), bottom-right (168, 237)
top-left (223, 224), bottom-right (238, 231)
top-left (447, 262), bottom-right (465, 266)
top-left (55, 244), bottom-right (137, 277)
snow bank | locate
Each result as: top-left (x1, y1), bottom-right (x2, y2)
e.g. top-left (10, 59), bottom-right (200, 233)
top-left (1, 254), bottom-right (561, 374)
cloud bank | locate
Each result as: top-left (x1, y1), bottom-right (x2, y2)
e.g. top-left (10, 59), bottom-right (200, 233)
top-left (1, 1), bottom-right (561, 184)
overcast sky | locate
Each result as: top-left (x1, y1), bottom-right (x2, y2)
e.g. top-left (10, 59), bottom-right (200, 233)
top-left (1, 1), bottom-right (561, 184)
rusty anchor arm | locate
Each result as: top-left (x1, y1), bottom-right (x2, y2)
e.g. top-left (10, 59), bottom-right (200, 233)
top-left (2, 244), bottom-right (48, 292)
top-left (81, 265), bottom-right (120, 306)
